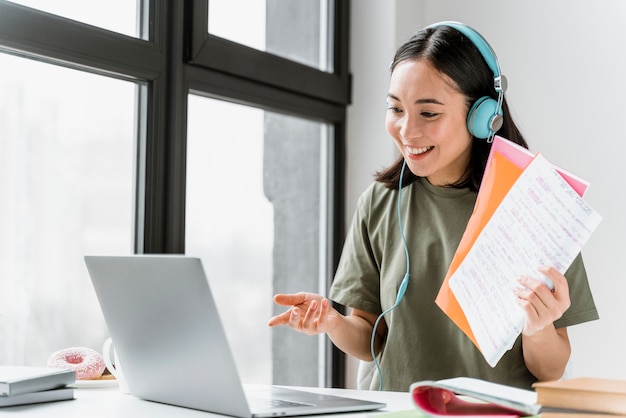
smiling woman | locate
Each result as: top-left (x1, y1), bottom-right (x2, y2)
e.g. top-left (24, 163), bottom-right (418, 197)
top-left (269, 21), bottom-right (599, 393)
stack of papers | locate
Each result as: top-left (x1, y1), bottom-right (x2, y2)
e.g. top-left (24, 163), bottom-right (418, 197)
top-left (435, 136), bottom-right (602, 367)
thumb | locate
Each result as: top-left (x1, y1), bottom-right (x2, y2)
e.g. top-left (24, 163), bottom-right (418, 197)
top-left (273, 292), bottom-right (308, 307)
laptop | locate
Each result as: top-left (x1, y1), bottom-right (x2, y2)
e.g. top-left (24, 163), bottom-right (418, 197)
top-left (84, 255), bottom-right (386, 417)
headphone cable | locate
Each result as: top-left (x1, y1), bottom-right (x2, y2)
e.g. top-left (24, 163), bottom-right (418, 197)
top-left (370, 159), bottom-right (411, 390)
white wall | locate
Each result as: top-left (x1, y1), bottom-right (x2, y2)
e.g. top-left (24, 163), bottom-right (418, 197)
top-left (347, 0), bottom-right (626, 385)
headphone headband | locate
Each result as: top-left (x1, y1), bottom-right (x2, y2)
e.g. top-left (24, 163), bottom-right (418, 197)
top-left (426, 21), bottom-right (501, 78)
top-left (424, 21), bottom-right (506, 141)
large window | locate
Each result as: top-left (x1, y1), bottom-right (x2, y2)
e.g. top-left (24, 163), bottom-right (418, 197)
top-left (0, 0), bottom-right (349, 387)
top-left (0, 52), bottom-right (135, 365)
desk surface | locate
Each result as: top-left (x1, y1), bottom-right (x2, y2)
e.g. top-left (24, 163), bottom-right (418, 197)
top-left (2, 386), bottom-right (413, 418)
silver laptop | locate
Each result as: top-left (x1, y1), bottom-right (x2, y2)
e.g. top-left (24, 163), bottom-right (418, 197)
top-left (85, 255), bottom-right (385, 417)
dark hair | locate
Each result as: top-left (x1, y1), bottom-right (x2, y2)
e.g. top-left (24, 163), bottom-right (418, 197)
top-left (375, 24), bottom-right (528, 192)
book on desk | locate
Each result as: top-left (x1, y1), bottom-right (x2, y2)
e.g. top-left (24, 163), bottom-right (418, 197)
top-left (534, 377), bottom-right (626, 416)
top-left (410, 376), bottom-right (626, 417)
top-left (410, 377), bottom-right (540, 417)
top-left (0, 387), bottom-right (75, 407)
top-left (0, 366), bottom-right (75, 407)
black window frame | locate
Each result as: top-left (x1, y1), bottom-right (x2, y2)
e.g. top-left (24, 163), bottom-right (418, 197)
top-left (0, 0), bottom-right (349, 388)
top-left (185, 1), bottom-right (351, 107)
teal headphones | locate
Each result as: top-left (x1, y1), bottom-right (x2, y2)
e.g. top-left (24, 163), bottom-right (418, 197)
top-left (426, 21), bottom-right (507, 142)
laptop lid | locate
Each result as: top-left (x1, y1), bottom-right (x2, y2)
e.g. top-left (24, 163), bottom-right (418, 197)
top-left (85, 255), bottom-right (385, 417)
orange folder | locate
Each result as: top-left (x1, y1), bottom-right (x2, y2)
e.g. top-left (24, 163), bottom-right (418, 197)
top-left (435, 136), bottom-right (588, 350)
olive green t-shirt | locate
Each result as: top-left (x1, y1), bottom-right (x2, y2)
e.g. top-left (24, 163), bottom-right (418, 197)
top-left (329, 178), bottom-right (599, 392)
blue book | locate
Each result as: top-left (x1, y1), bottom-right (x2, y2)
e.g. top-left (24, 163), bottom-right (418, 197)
top-left (0, 366), bottom-right (75, 397)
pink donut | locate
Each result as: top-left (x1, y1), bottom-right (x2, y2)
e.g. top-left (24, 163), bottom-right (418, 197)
top-left (47, 346), bottom-right (106, 380)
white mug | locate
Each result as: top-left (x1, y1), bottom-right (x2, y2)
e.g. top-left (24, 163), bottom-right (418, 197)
top-left (102, 337), bottom-right (129, 394)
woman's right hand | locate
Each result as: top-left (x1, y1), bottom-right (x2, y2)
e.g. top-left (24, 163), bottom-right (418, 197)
top-left (269, 292), bottom-right (386, 361)
top-left (267, 292), bottom-right (342, 335)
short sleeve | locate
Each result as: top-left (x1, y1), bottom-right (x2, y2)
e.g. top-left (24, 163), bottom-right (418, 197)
top-left (553, 253), bottom-right (599, 328)
top-left (329, 185), bottom-right (383, 315)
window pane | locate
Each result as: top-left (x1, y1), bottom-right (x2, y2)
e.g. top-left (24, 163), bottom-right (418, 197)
top-left (0, 52), bottom-right (136, 367)
top-left (208, 0), bottom-right (333, 72)
top-left (8, 0), bottom-right (138, 38)
top-left (186, 95), bottom-right (332, 386)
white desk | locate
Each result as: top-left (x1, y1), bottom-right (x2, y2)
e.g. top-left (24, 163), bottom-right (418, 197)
top-left (2, 386), bottom-right (413, 418)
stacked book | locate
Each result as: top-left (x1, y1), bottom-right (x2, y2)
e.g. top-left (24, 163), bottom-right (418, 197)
top-left (0, 366), bottom-right (75, 407)
top-left (409, 376), bottom-right (626, 417)
top-left (534, 377), bottom-right (626, 417)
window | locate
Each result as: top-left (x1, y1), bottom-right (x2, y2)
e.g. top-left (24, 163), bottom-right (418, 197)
top-left (0, 0), bottom-right (350, 388)
top-left (188, 0), bottom-right (348, 107)
top-left (186, 97), bottom-right (275, 384)
top-left (7, 0), bottom-right (138, 38)
top-left (186, 95), bottom-right (334, 385)
top-left (208, 0), bottom-right (333, 71)
top-left (0, 52), bottom-right (135, 365)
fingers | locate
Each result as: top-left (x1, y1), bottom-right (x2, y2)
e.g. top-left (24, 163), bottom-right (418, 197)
top-left (268, 293), bottom-right (329, 334)
top-left (517, 267), bottom-right (570, 308)
top-left (317, 297), bottom-right (331, 328)
top-left (268, 296), bottom-right (333, 335)
top-left (291, 298), bottom-right (329, 335)
top-left (538, 266), bottom-right (570, 301)
top-left (516, 276), bottom-right (552, 306)
top-left (267, 309), bottom-right (292, 327)
top-left (514, 267), bottom-right (571, 336)
top-left (273, 292), bottom-right (308, 307)
top-left (268, 292), bottom-right (312, 326)
top-left (268, 292), bottom-right (308, 327)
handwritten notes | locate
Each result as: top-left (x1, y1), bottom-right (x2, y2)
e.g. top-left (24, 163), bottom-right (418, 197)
top-left (448, 153), bottom-right (602, 367)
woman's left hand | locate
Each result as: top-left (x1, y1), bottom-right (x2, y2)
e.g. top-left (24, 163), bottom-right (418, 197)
top-left (514, 266), bottom-right (571, 336)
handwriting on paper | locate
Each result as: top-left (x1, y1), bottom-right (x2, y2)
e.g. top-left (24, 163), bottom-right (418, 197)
top-left (449, 154), bottom-right (602, 367)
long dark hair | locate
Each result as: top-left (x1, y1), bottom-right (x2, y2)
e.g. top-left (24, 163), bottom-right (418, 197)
top-left (376, 24), bottom-right (528, 191)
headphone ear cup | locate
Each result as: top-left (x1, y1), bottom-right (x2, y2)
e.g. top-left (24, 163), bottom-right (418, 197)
top-left (467, 96), bottom-right (502, 139)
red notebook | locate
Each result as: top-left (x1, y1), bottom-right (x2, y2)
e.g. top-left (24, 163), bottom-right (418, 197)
top-left (410, 377), bottom-right (540, 417)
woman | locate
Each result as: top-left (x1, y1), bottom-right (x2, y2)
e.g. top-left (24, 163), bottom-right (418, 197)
top-left (268, 22), bottom-right (598, 392)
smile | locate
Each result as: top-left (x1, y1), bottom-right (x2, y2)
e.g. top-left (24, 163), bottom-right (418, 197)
top-left (405, 145), bottom-right (434, 155)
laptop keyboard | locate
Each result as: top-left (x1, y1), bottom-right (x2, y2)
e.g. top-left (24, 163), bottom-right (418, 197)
top-left (247, 396), bottom-right (312, 410)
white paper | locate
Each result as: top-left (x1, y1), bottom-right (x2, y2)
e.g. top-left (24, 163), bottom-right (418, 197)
top-left (449, 154), bottom-right (602, 367)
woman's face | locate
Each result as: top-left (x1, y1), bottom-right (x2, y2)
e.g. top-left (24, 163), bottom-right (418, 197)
top-left (385, 59), bottom-right (473, 186)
